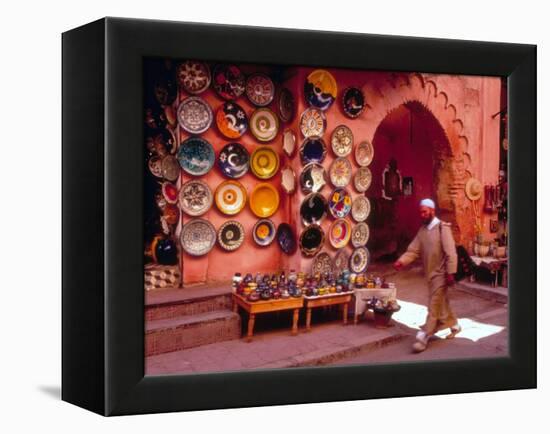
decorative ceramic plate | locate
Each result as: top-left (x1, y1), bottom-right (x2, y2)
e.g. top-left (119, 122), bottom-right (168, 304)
top-left (299, 224), bottom-right (325, 257)
top-left (300, 137), bottom-right (327, 165)
top-left (355, 140), bottom-right (374, 167)
top-left (350, 247), bottom-right (370, 273)
top-left (354, 166), bottom-right (372, 192)
top-left (329, 157), bottom-right (352, 188)
top-left (148, 156), bottom-right (163, 178)
top-left (215, 101), bottom-right (248, 139)
top-left (300, 108), bottom-right (326, 138)
top-left (214, 180), bottom-right (247, 215)
top-left (304, 69), bottom-right (337, 111)
top-left (250, 182), bottom-right (280, 218)
top-left (252, 219), bottom-right (276, 246)
top-left (160, 155), bottom-right (180, 182)
top-left (282, 129), bottom-right (296, 158)
top-left (250, 146), bottom-right (280, 179)
top-left (329, 218), bottom-right (351, 249)
top-left (351, 222), bottom-right (370, 248)
top-left (246, 73), bottom-right (275, 107)
top-left (179, 180), bottom-right (213, 216)
top-left (212, 64), bottom-right (246, 100)
top-left (161, 182), bottom-right (179, 204)
top-left (281, 166), bottom-right (296, 194)
top-left (177, 137), bottom-right (215, 176)
top-left (218, 142), bottom-right (250, 179)
top-left (276, 223), bottom-right (297, 254)
top-left (177, 61), bottom-right (211, 95)
top-left (342, 87), bottom-right (366, 118)
top-left (351, 196), bottom-right (371, 222)
top-left (333, 249), bottom-right (350, 275)
top-left (331, 125), bottom-right (354, 157)
top-left (311, 252), bottom-right (333, 276)
top-left (217, 220), bottom-right (245, 251)
top-left (300, 192), bottom-right (328, 226)
top-left (250, 108), bottom-right (279, 142)
top-left (328, 188), bottom-right (352, 218)
top-left (180, 219), bottom-right (216, 256)
top-left (278, 88), bottom-right (295, 122)
top-left (300, 163), bottom-right (327, 193)
top-left (177, 96), bottom-right (213, 134)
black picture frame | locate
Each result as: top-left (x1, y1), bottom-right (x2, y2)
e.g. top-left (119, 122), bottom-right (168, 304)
top-left (62, 17), bottom-right (536, 416)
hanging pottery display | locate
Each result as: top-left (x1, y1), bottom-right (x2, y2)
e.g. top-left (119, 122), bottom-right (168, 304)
top-left (276, 223), bottom-right (297, 254)
top-left (246, 73), bottom-right (275, 107)
top-left (351, 222), bottom-right (370, 248)
top-left (212, 64), bottom-right (246, 100)
top-left (331, 125), bottom-right (354, 157)
top-left (176, 60), bottom-right (211, 95)
top-left (354, 166), bottom-right (372, 193)
top-left (179, 179), bottom-right (213, 216)
top-left (161, 182), bottom-right (179, 204)
top-left (329, 157), bottom-right (352, 188)
top-left (217, 220), bottom-right (245, 252)
top-left (329, 218), bottom-right (351, 249)
top-left (311, 252), bottom-right (333, 276)
top-left (333, 249), bottom-right (350, 275)
top-left (250, 108), bottom-right (279, 142)
top-left (250, 146), bottom-right (280, 179)
top-left (249, 182), bottom-right (280, 217)
top-left (180, 218), bottom-right (217, 256)
top-left (342, 87), bottom-right (366, 118)
top-left (350, 246), bottom-right (370, 273)
top-left (355, 140), bottom-right (374, 167)
top-left (300, 137), bottom-right (327, 165)
top-left (160, 154), bottom-right (180, 182)
top-left (278, 87), bottom-right (295, 122)
top-left (214, 180), bottom-right (247, 215)
top-left (300, 162), bottom-right (327, 193)
top-left (328, 188), bottom-right (352, 218)
top-left (300, 192), bottom-right (328, 226)
top-left (177, 137), bottom-right (215, 176)
top-left (351, 196), bottom-right (371, 222)
top-left (304, 69), bottom-right (337, 111)
top-left (252, 219), bottom-right (277, 246)
top-left (215, 101), bottom-right (248, 139)
top-left (299, 224), bottom-right (325, 257)
top-left (281, 166), bottom-right (296, 194)
top-left (177, 96), bottom-right (213, 134)
top-left (217, 142), bottom-right (250, 179)
top-left (300, 107), bottom-right (326, 138)
top-left (282, 129), bottom-right (296, 157)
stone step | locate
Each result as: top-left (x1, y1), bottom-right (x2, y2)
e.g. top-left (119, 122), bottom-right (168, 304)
top-left (455, 281), bottom-right (508, 304)
top-left (145, 310), bottom-right (241, 357)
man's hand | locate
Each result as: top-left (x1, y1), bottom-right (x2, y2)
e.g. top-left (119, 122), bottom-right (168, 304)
top-left (445, 273), bottom-right (455, 286)
top-left (393, 260), bottom-right (404, 271)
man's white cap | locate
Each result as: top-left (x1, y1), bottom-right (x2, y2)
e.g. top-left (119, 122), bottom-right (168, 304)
top-left (419, 198), bottom-right (436, 209)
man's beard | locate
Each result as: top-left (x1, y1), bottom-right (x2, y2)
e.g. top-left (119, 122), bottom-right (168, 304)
top-left (422, 216), bottom-right (434, 225)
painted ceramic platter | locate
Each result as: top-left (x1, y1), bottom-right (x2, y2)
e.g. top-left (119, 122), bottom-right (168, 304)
top-left (350, 247), bottom-right (370, 273)
top-left (161, 182), bottom-right (179, 204)
top-left (250, 146), bottom-right (280, 179)
top-left (215, 180), bottom-right (247, 215)
top-left (351, 196), bottom-right (371, 222)
top-left (252, 219), bottom-right (276, 246)
top-left (179, 179), bottom-right (213, 216)
top-left (299, 224), bottom-right (325, 257)
top-left (333, 249), bottom-right (350, 275)
top-left (161, 155), bottom-right (180, 182)
top-left (250, 182), bottom-right (280, 218)
top-left (177, 96), bottom-right (213, 134)
top-left (355, 140), bottom-right (374, 167)
top-left (329, 218), bottom-right (352, 249)
top-left (342, 87), bottom-right (366, 118)
top-left (300, 163), bottom-right (327, 193)
top-left (329, 157), bottom-right (352, 188)
top-left (276, 223), bottom-right (297, 254)
top-left (177, 61), bottom-right (211, 95)
top-left (148, 156), bottom-right (163, 178)
top-left (250, 108), bottom-right (279, 142)
top-left (304, 69), bottom-right (337, 111)
top-left (351, 222), bottom-right (370, 248)
top-left (300, 108), bottom-right (326, 138)
top-left (217, 220), bottom-right (245, 252)
top-left (300, 137), bottom-right (327, 165)
top-left (180, 218), bottom-right (217, 256)
top-left (212, 64), bottom-right (246, 100)
top-left (331, 125), bottom-right (354, 157)
top-left (215, 101), bottom-right (248, 139)
top-left (328, 188), bottom-right (352, 218)
top-left (246, 73), bottom-right (275, 107)
top-left (281, 166), bottom-right (296, 194)
top-left (282, 129), bottom-right (296, 158)
top-left (177, 137), bottom-right (215, 176)
top-left (354, 166), bottom-right (372, 193)
top-left (311, 252), bottom-right (333, 276)
top-left (300, 192), bottom-right (328, 226)
top-left (218, 142), bottom-right (250, 179)
top-left (278, 88), bottom-right (295, 123)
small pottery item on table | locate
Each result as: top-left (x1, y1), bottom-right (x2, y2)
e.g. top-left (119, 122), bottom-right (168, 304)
top-left (311, 252), bottom-right (333, 276)
top-left (331, 125), bottom-right (354, 157)
top-left (300, 137), bottom-right (327, 165)
top-left (334, 249), bottom-right (350, 275)
top-left (354, 166), bottom-right (372, 193)
top-left (249, 182), bottom-right (280, 218)
top-left (217, 142), bottom-right (250, 179)
top-left (278, 87), bottom-right (295, 122)
top-left (341, 87), bottom-right (365, 119)
top-left (161, 182), bottom-right (179, 204)
top-left (282, 129), bottom-right (296, 158)
top-left (217, 220), bottom-right (245, 252)
top-left (252, 219), bottom-right (276, 246)
top-left (160, 154), bottom-right (180, 182)
top-left (329, 157), bottom-right (352, 188)
top-left (247, 291), bottom-right (260, 302)
top-left (304, 69), bottom-right (337, 111)
top-left (212, 64), bottom-right (246, 100)
top-left (351, 222), bottom-right (370, 248)
top-left (300, 107), bottom-right (326, 138)
top-left (329, 218), bottom-right (352, 249)
top-left (180, 218), bottom-right (217, 256)
top-left (328, 188), bottom-right (352, 218)
top-left (281, 166), bottom-right (296, 194)
top-left (351, 196), bottom-right (371, 222)
top-left (177, 137), bottom-right (215, 176)
top-left (250, 146), bottom-right (280, 179)
top-left (250, 108), bottom-right (279, 142)
top-left (179, 179), bottom-right (213, 217)
top-left (355, 140), bottom-right (374, 167)
top-left (300, 162), bottom-right (327, 193)
top-left (215, 101), bottom-right (248, 139)
top-left (276, 223), bottom-right (297, 254)
top-left (350, 246), bottom-right (370, 273)
top-left (245, 73), bottom-right (275, 107)
top-left (177, 96), bottom-right (213, 134)
top-left (300, 192), bottom-right (328, 226)
top-left (214, 180), bottom-right (247, 215)
top-left (176, 61), bottom-right (211, 95)
top-left (299, 224), bottom-right (325, 257)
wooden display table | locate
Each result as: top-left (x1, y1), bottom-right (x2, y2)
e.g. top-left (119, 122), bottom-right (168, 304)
top-left (232, 293), bottom-right (303, 342)
top-left (303, 293), bottom-right (352, 332)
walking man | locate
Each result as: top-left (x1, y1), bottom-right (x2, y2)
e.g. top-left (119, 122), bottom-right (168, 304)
top-left (393, 198), bottom-right (462, 353)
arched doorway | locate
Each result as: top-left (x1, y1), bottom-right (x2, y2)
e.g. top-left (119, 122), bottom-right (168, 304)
top-left (368, 101), bottom-right (454, 260)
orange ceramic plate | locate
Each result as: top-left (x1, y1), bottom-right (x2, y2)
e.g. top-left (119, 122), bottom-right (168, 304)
top-left (250, 182), bottom-right (280, 218)
top-left (329, 218), bottom-right (351, 249)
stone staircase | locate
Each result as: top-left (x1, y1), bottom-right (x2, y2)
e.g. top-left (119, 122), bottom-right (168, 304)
top-left (145, 282), bottom-right (241, 357)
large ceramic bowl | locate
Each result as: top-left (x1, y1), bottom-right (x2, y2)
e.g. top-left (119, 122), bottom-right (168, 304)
top-left (300, 162), bottom-right (327, 193)
top-left (177, 137), bottom-right (215, 176)
top-left (250, 146), bottom-right (280, 179)
top-left (300, 108), bottom-right (326, 138)
top-left (329, 157), bottom-right (352, 188)
top-left (176, 61), bottom-right (211, 95)
top-left (329, 218), bottom-right (352, 249)
top-left (331, 125), bottom-right (354, 157)
top-left (214, 180), bottom-right (247, 215)
top-left (217, 142), bottom-right (250, 179)
top-left (311, 252), bottom-right (333, 276)
top-left (217, 220), bottom-right (245, 252)
top-left (328, 188), bottom-right (352, 219)
top-left (252, 219), bottom-right (277, 246)
top-left (249, 183), bottom-right (280, 218)
top-left (351, 196), bottom-right (371, 222)
top-left (300, 192), bottom-right (328, 226)
top-left (276, 223), bottom-right (297, 254)
top-left (250, 108), bottom-right (279, 142)
top-left (212, 64), bottom-right (246, 100)
top-left (178, 179), bottom-right (213, 216)
top-left (246, 73), bottom-right (275, 107)
top-left (177, 96), bottom-right (213, 134)
top-left (215, 101), bottom-right (248, 139)
top-left (300, 137), bottom-right (327, 165)
top-left (180, 218), bottom-right (217, 256)
top-left (299, 224), bottom-right (325, 257)
top-left (304, 69), bottom-right (337, 111)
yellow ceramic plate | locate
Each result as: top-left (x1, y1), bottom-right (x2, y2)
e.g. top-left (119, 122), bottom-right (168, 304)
top-left (214, 180), bottom-right (247, 215)
top-left (250, 182), bottom-right (280, 218)
top-left (250, 146), bottom-right (280, 179)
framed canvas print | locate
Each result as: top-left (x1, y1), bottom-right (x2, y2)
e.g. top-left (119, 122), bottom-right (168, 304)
top-left (62, 17), bottom-right (536, 416)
